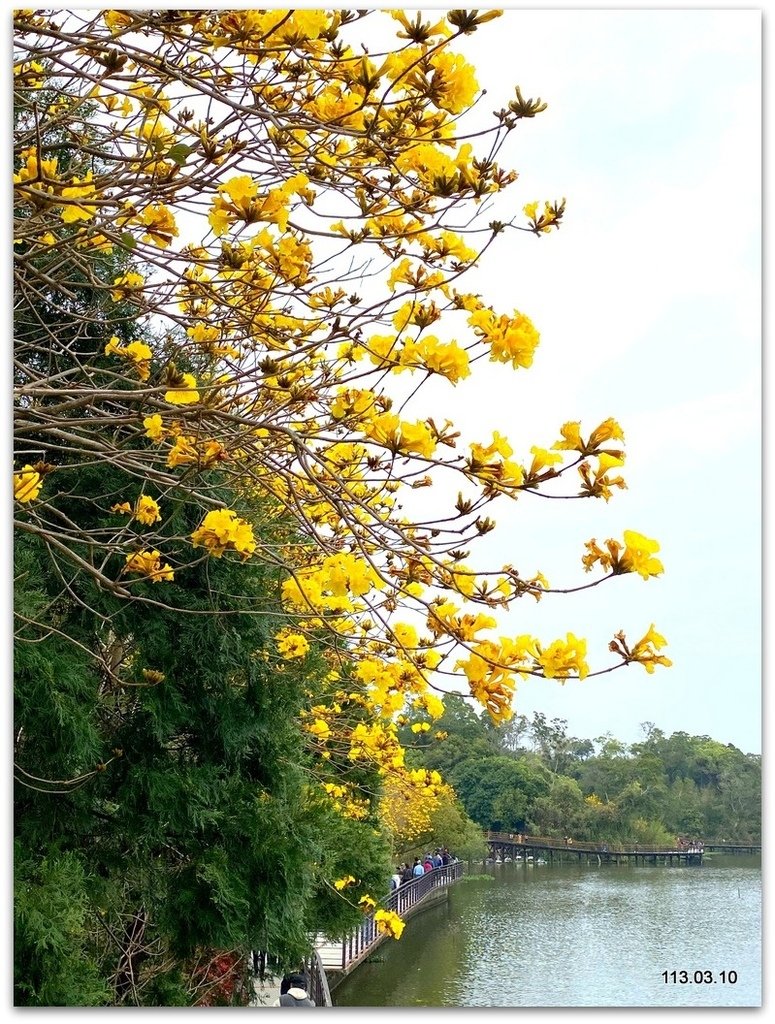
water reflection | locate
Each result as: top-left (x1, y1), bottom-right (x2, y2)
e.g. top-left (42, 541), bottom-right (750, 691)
top-left (334, 857), bottom-right (761, 1007)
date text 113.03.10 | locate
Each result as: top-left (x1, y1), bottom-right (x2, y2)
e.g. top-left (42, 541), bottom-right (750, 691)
top-left (662, 970), bottom-right (738, 985)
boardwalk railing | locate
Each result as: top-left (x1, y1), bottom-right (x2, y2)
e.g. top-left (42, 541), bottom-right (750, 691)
top-left (486, 832), bottom-right (703, 855)
top-left (306, 949), bottom-right (333, 1008)
top-left (486, 832), bottom-right (760, 856)
top-left (315, 861), bottom-right (463, 977)
top-left (255, 864), bottom-right (462, 1005)
top-left (485, 831), bottom-right (712, 867)
top-left (702, 840), bottom-right (761, 854)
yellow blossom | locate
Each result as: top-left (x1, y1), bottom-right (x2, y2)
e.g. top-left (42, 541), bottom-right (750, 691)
top-left (221, 174), bottom-right (258, 207)
top-left (333, 875), bottom-right (356, 891)
top-left (14, 147), bottom-right (59, 185)
top-left (103, 10), bottom-right (133, 33)
top-left (110, 271), bottom-right (145, 302)
top-left (124, 550), bottom-right (174, 583)
top-left (552, 421), bottom-right (583, 452)
top-left (629, 624), bottom-right (673, 673)
top-left (164, 373), bottom-right (199, 405)
top-left (374, 909), bottom-right (405, 940)
top-left (537, 633), bottom-right (589, 680)
top-left (104, 337), bottom-right (153, 380)
top-left (429, 51), bottom-right (479, 114)
top-left (621, 531), bottom-right (664, 580)
top-left (308, 719), bottom-right (331, 739)
top-left (135, 203), bottom-right (178, 247)
top-left (408, 336), bottom-right (470, 383)
top-left (59, 172), bottom-right (97, 222)
top-left (111, 496), bottom-right (160, 525)
top-left (134, 495), bottom-right (162, 526)
top-left (166, 434), bottom-right (198, 468)
top-left (14, 465), bottom-right (43, 503)
top-left (588, 417), bottom-right (625, 450)
top-left (393, 623), bottom-right (419, 650)
top-left (191, 508), bottom-right (256, 559)
top-left (365, 413), bottom-right (436, 459)
top-left (276, 631), bottom-right (310, 660)
top-left (583, 532), bottom-right (662, 579)
top-left (414, 693), bottom-right (445, 719)
top-left (527, 446), bottom-right (563, 478)
top-left (143, 414), bottom-right (165, 442)
top-left (469, 307), bottom-right (540, 370)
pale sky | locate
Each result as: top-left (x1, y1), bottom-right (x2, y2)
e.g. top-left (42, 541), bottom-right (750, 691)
top-left (477, 9), bottom-right (762, 754)
top-left (6, 6), bottom-right (763, 760)
top-left (4, 8), bottom-right (767, 1020)
top-left (391, 7), bottom-right (763, 754)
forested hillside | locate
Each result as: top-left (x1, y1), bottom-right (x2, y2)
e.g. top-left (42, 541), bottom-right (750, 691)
top-left (400, 698), bottom-right (761, 846)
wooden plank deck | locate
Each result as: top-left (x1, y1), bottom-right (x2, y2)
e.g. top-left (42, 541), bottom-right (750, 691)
top-left (317, 861), bottom-right (464, 986)
top-left (484, 833), bottom-right (765, 863)
top-left (486, 832), bottom-right (708, 865)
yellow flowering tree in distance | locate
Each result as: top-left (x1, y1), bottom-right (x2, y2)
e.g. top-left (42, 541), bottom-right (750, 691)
top-left (14, 8), bottom-right (670, 1004)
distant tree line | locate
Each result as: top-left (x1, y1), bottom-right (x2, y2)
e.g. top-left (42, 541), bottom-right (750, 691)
top-left (399, 699), bottom-right (761, 847)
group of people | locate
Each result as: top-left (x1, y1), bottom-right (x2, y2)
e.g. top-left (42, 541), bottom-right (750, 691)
top-left (677, 838), bottom-right (704, 852)
top-left (268, 850), bottom-right (458, 1006)
top-left (390, 848), bottom-right (456, 889)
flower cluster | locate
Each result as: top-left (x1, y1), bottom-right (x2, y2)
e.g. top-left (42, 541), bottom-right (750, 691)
top-left (13, 465), bottom-right (43, 504)
top-left (111, 495), bottom-right (162, 526)
top-left (13, 12), bottom-right (673, 958)
top-left (124, 550), bottom-right (174, 583)
top-left (582, 531), bottom-right (664, 580)
top-left (191, 510), bottom-right (256, 559)
top-left (374, 909), bottom-right (405, 940)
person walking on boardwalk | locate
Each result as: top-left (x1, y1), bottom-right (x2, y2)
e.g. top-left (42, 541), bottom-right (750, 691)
top-left (412, 857), bottom-right (425, 877)
top-left (273, 973), bottom-right (315, 1007)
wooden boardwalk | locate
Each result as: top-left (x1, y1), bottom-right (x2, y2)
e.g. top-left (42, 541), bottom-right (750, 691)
top-left (253, 835), bottom-right (759, 1004)
top-left (486, 832), bottom-right (708, 866)
top-left (315, 861), bottom-right (464, 985)
top-left (251, 863), bottom-right (463, 1006)
top-left (702, 841), bottom-right (761, 855)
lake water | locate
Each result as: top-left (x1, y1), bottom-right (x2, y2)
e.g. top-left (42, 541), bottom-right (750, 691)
top-left (334, 855), bottom-right (761, 1007)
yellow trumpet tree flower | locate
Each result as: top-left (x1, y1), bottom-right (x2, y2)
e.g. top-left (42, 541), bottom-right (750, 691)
top-left (13, 9), bottom-right (671, 983)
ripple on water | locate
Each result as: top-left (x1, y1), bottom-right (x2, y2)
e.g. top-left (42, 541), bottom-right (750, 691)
top-left (334, 859), bottom-right (761, 1007)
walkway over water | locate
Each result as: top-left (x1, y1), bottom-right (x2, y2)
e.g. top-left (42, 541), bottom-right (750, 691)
top-left (315, 862), bottom-right (464, 986)
top-left (251, 863), bottom-right (463, 1006)
top-left (486, 832), bottom-right (760, 865)
top-left (701, 840), bottom-right (761, 855)
top-left (487, 831), bottom-right (707, 866)
top-left (256, 837), bottom-right (760, 1005)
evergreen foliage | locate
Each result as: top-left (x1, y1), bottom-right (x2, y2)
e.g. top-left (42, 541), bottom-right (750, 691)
top-left (403, 704), bottom-right (761, 844)
top-left (14, 242), bottom-right (391, 1006)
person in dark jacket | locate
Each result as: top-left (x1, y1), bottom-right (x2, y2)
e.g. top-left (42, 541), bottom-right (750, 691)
top-left (274, 973), bottom-right (315, 1007)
